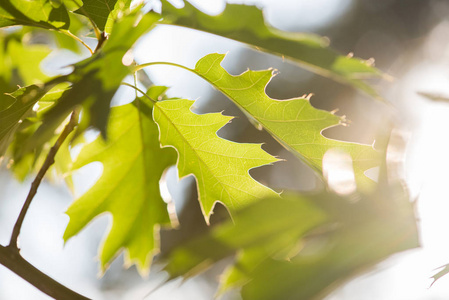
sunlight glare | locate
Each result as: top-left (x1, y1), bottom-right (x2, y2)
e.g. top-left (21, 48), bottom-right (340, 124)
top-left (323, 149), bottom-right (356, 195)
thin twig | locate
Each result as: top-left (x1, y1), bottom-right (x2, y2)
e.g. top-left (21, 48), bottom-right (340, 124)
top-left (132, 61), bottom-right (193, 74)
top-left (94, 32), bottom-right (107, 53)
top-left (121, 82), bottom-right (157, 103)
top-left (60, 30), bottom-right (94, 55)
top-left (8, 110), bottom-right (79, 250)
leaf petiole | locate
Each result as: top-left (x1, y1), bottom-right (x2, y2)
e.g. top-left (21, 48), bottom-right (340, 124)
top-left (120, 82), bottom-right (157, 103)
top-left (132, 61), bottom-right (192, 73)
top-left (59, 30), bottom-right (94, 54)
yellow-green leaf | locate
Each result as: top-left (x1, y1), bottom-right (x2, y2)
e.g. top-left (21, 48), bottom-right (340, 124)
top-left (0, 0), bottom-right (70, 29)
top-left (153, 99), bottom-right (279, 222)
top-left (64, 98), bottom-right (177, 273)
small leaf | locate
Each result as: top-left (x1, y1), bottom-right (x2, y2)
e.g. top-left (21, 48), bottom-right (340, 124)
top-left (418, 92), bottom-right (449, 103)
top-left (64, 97), bottom-right (177, 273)
top-left (0, 83), bottom-right (60, 158)
top-left (6, 84), bottom-right (74, 183)
top-left (431, 264), bottom-right (449, 286)
top-left (74, 0), bottom-right (131, 33)
top-left (0, 0), bottom-right (70, 29)
top-left (160, 1), bottom-right (383, 98)
top-left (153, 99), bottom-right (279, 222)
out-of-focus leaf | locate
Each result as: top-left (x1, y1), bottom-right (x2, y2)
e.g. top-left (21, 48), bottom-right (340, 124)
top-left (163, 181), bottom-right (419, 300)
top-left (0, 81), bottom-right (62, 158)
top-left (10, 122), bottom-right (75, 187)
top-left (4, 83), bottom-right (71, 181)
top-left (0, 30), bottom-right (51, 110)
top-left (29, 11), bottom-right (160, 152)
top-left (7, 40), bottom-right (50, 85)
top-left (54, 13), bottom-right (86, 53)
top-left (0, 0), bottom-right (70, 29)
top-left (74, 0), bottom-right (131, 33)
top-left (239, 186), bottom-right (418, 300)
top-left (153, 98), bottom-right (279, 222)
top-left (64, 95), bottom-right (177, 273)
top-left (185, 53), bottom-right (380, 188)
top-left (418, 92), bottom-right (449, 103)
top-left (431, 264), bottom-right (449, 286)
top-left (160, 0), bottom-right (384, 98)
top-left (163, 194), bottom-right (327, 278)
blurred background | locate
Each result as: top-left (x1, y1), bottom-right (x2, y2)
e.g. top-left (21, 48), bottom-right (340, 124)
top-left (3, 0), bottom-right (449, 298)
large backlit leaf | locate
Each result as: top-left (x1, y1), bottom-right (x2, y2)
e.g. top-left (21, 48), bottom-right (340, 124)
top-left (184, 53), bottom-right (380, 188)
top-left (160, 1), bottom-right (383, 98)
top-left (153, 99), bottom-right (279, 222)
top-left (0, 0), bottom-right (70, 29)
top-left (64, 97), bottom-right (177, 273)
top-left (74, 0), bottom-right (131, 33)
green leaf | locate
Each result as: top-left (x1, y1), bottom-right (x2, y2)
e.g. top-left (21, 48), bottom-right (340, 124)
top-left (6, 39), bottom-right (50, 85)
top-left (0, 0), bottom-right (70, 29)
top-left (163, 194), bottom-right (327, 279)
top-left (183, 53), bottom-right (380, 188)
top-left (0, 30), bottom-right (51, 110)
top-left (153, 99), bottom-right (279, 222)
top-left (0, 82), bottom-right (60, 158)
top-left (64, 97), bottom-right (177, 273)
top-left (431, 264), bottom-right (449, 286)
top-left (36, 10), bottom-right (159, 145)
top-left (163, 182), bottom-right (419, 300)
top-left (53, 12), bottom-right (86, 53)
top-left (239, 187), bottom-right (418, 300)
top-left (160, 1), bottom-right (383, 98)
top-left (10, 122), bottom-right (75, 186)
top-left (74, 0), bottom-right (131, 33)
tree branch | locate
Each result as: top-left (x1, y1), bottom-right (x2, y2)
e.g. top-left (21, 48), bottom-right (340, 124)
top-left (0, 245), bottom-right (90, 299)
top-left (9, 110), bottom-right (79, 250)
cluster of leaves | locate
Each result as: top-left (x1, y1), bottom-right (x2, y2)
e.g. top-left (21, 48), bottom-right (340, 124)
top-left (0, 0), bottom-right (419, 298)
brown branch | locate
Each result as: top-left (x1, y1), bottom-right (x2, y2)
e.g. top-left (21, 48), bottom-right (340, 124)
top-left (94, 32), bottom-right (107, 53)
top-left (9, 110), bottom-right (79, 250)
top-left (0, 245), bottom-right (90, 300)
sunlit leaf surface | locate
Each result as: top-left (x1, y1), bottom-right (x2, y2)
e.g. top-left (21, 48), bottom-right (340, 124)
top-left (153, 98), bottom-right (279, 222)
top-left (64, 96), bottom-right (177, 273)
top-left (0, 0), bottom-right (70, 29)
